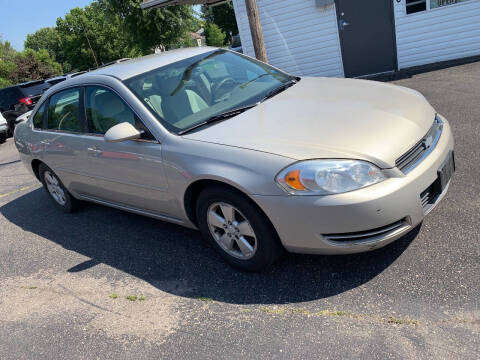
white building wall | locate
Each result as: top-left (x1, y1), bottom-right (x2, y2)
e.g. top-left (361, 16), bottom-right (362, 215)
top-left (232, 0), bottom-right (344, 77)
top-left (394, 0), bottom-right (480, 69)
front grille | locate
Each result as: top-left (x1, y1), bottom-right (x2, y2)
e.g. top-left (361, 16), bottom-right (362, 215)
top-left (323, 219), bottom-right (409, 243)
top-left (396, 116), bottom-right (443, 174)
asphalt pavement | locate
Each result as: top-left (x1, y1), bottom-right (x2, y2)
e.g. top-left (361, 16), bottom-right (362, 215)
top-left (0, 62), bottom-right (478, 359)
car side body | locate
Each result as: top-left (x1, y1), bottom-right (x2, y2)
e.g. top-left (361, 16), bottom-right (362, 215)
top-left (13, 47), bottom-right (454, 270)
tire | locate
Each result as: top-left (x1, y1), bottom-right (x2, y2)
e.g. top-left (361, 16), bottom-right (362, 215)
top-left (0, 132), bottom-right (6, 144)
top-left (39, 163), bottom-right (78, 213)
top-left (196, 186), bottom-right (283, 272)
top-left (6, 115), bottom-right (16, 137)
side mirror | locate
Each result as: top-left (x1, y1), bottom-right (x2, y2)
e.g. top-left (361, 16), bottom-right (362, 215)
top-left (104, 122), bottom-right (142, 143)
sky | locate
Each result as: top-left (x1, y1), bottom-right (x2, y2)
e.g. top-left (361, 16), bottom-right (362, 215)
top-left (0, 0), bottom-right (94, 50)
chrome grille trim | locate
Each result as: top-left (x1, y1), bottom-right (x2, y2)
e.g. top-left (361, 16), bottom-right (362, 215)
top-left (323, 219), bottom-right (409, 242)
top-left (396, 116), bottom-right (443, 174)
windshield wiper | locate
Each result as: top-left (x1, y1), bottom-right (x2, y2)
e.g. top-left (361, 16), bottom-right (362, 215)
top-left (261, 79), bottom-right (297, 103)
top-left (178, 104), bottom-right (259, 135)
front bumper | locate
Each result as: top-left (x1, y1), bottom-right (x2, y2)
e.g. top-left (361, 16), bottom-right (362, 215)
top-left (252, 115), bottom-right (454, 255)
top-left (0, 123), bottom-right (7, 134)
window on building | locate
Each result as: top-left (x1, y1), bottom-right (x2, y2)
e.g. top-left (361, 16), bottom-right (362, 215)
top-left (406, 0), bottom-right (427, 14)
top-left (430, 0), bottom-right (470, 9)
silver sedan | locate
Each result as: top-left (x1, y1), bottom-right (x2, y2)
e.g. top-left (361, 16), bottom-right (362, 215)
top-left (14, 47), bottom-right (455, 271)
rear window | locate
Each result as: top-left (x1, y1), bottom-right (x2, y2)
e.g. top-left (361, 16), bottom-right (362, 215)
top-left (20, 82), bottom-right (48, 97)
top-left (232, 36), bottom-right (241, 48)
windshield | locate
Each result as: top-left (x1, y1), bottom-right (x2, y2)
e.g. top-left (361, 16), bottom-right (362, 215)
top-left (124, 49), bottom-right (295, 134)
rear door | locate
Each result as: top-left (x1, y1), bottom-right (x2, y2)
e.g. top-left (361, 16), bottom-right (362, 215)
top-left (335, 0), bottom-right (397, 77)
top-left (35, 87), bottom-right (96, 196)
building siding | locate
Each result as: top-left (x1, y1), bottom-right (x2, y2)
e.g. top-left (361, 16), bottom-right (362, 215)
top-left (394, 0), bottom-right (480, 69)
top-left (232, 0), bottom-right (344, 77)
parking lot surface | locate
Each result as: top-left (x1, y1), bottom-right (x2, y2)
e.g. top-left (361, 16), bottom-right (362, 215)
top-left (0, 62), bottom-right (479, 359)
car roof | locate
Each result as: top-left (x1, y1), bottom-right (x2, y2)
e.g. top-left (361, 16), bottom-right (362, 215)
top-left (0, 80), bottom-right (45, 92)
top-left (85, 47), bottom-right (218, 81)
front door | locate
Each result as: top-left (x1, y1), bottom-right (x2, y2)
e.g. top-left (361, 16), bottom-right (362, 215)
top-left (82, 85), bottom-right (171, 216)
top-left (335, 0), bottom-right (397, 78)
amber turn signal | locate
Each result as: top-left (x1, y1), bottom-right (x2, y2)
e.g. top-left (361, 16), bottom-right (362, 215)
top-left (284, 170), bottom-right (306, 190)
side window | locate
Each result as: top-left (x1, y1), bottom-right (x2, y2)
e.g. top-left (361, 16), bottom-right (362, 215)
top-left (33, 103), bottom-right (46, 129)
top-left (47, 88), bottom-right (82, 132)
top-left (85, 86), bottom-right (154, 140)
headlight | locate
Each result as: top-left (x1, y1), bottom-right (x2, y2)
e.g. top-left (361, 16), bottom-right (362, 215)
top-left (276, 160), bottom-right (386, 195)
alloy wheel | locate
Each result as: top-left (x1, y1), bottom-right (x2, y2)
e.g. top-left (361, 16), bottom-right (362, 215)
top-left (44, 171), bottom-right (67, 206)
top-left (207, 202), bottom-right (257, 260)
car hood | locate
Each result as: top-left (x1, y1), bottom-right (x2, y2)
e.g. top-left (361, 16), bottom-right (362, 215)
top-left (183, 77), bottom-right (436, 168)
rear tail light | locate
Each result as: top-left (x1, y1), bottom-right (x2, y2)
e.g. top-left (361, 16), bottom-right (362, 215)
top-left (19, 97), bottom-right (33, 106)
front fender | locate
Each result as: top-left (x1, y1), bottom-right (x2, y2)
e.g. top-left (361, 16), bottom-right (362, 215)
top-left (161, 137), bottom-right (294, 221)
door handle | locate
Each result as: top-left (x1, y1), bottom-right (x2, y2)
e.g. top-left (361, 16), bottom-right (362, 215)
top-left (87, 146), bottom-right (103, 157)
top-left (339, 19), bottom-right (350, 30)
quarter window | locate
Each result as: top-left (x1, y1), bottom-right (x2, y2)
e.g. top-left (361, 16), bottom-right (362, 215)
top-left (33, 103), bottom-right (46, 129)
top-left (85, 86), bottom-right (154, 140)
top-left (47, 88), bottom-right (82, 132)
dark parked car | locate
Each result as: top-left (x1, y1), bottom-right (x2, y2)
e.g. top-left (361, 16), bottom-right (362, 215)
top-left (0, 80), bottom-right (47, 136)
top-left (44, 71), bottom-right (88, 88)
top-left (229, 35), bottom-right (243, 54)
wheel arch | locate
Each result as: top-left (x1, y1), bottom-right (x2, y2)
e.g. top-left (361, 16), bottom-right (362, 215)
top-left (183, 179), bottom-right (277, 234)
top-left (31, 159), bottom-right (43, 182)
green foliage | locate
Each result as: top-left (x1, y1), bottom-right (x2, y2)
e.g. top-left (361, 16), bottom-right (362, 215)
top-left (0, 36), bottom-right (62, 87)
top-left (204, 23), bottom-right (226, 47)
top-left (10, 48), bottom-right (63, 83)
top-left (25, 27), bottom-right (61, 60)
top-left (0, 77), bottom-right (12, 88)
top-left (55, 2), bottom-right (143, 71)
top-left (202, 1), bottom-right (238, 44)
top-left (100, 0), bottom-right (198, 52)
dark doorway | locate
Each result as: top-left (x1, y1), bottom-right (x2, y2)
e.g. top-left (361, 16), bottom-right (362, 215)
top-left (335, 0), bottom-right (397, 78)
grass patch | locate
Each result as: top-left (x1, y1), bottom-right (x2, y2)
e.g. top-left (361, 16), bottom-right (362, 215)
top-left (387, 317), bottom-right (418, 326)
top-left (126, 295), bottom-right (138, 301)
top-left (20, 286), bottom-right (37, 290)
top-left (109, 293), bottom-right (118, 299)
top-left (197, 297), bottom-right (213, 302)
top-left (259, 307), bottom-right (286, 315)
top-left (139, 295), bottom-right (146, 301)
top-left (315, 310), bottom-right (351, 317)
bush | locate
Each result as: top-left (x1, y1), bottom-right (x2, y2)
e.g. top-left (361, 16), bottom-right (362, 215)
top-left (0, 77), bottom-right (12, 89)
top-left (204, 23), bottom-right (226, 47)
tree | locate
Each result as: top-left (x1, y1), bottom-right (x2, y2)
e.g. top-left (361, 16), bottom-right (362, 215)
top-left (204, 23), bottom-right (226, 47)
top-left (0, 37), bottom-right (17, 87)
top-left (10, 49), bottom-right (63, 83)
top-left (56, 2), bottom-right (142, 71)
top-left (202, 1), bottom-right (238, 44)
top-left (1, 36), bottom-right (62, 87)
top-left (101, 0), bottom-right (198, 52)
top-left (24, 28), bottom-right (61, 60)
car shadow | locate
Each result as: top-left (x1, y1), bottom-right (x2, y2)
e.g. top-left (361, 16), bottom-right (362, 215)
top-left (1, 188), bottom-right (420, 305)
